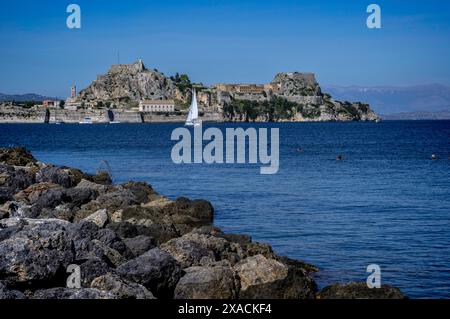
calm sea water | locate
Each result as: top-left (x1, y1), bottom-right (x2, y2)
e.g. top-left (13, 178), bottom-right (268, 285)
top-left (1, 121), bottom-right (450, 298)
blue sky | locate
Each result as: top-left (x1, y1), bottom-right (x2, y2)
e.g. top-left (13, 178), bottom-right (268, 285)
top-left (1, 0), bottom-right (449, 97)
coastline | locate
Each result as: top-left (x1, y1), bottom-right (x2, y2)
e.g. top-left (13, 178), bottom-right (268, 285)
top-left (0, 147), bottom-right (406, 299)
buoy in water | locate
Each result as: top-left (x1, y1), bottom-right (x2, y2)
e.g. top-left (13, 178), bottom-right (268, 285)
top-left (431, 154), bottom-right (438, 160)
top-left (336, 155), bottom-right (344, 161)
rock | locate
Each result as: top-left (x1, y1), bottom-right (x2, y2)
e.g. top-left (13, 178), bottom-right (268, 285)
top-left (66, 221), bottom-right (129, 266)
top-left (79, 60), bottom-right (181, 104)
top-left (107, 221), bottom-right (158, 240)
top-left (77, 258), bottom-right (111, 287)
top-left (0, 147), bottom-right (36, 166)
top-left (121, 181), bottom-right (158, 204)
top-left (33, 287), bottom-right (115, 299)
top-left (90, 171), bottom-right (113, 185)
top-left (0, 222), bottom-right (74, 285)
top-left (117, 248), bottom-right (182, 299)
top-left (234, 254), bottom-right (316, 299)
top-left (107, 221), bottom-right (140, 238)
top-left (118, 205), bottom-right (180, 244)
top-left (14, 182), bottom-right (61, 205)
top-left (0, 165), bottom-right (35, 204)
top-left (79, 258), bottom-right (113, 288)
top-left (83, 209), bottom-right (108, 228)
top-left (174, 266), bottom-right (239, 299)
top-left (76, 179), bottom-right (108, 194)
top-left (317, 282), bottom-right (407, 299)
top-left (161, 233), bottom-right (227, 268)
top-left (86, 188), bottom-right (138, 214)
top-left (19, 186), bottom-right (98, 220)
top-left (35, 166), bottom-right (78, 188)
top-left (163, 197), bottom-right (214, 234)
top-left (91, 273), bottom-right (155, 299)
top-left (124, 235), bottom-right (156, 257)
top-left (0, 281), bottom-right (25, 299)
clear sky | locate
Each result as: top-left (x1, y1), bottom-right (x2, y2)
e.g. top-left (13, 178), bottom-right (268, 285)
top-left (1, 0), bottom-right (449, 97)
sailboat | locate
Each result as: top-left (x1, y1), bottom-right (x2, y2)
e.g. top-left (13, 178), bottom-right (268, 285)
top-left (185, 89), bottom-right (201, 127)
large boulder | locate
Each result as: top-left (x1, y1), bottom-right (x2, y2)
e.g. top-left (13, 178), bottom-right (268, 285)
top-left (0, 147), bottom-right (36, 166)
top-left (0, 222), bottom-right (74, 285)
top-left (91, 273), bottom-right (155, 299)
top-left (124, 235), bottom-right (156, 257)
top-left (121, 181), bottom-right (159, 204)
top-left (161, 233), bottom-right (231, 268)
top-left (79, 258), bottom-right (113, 288)
top-left (317, 282), bottom-right (407, 299)
top-left (174, 265), bottom-right (239, 299)
top-left (234, 254), bottom-right (316, 299)
top-left (116, 248), bottom-right (182, 299)
top-left (35, 166), bottom-right (81, 188)
top-left (116, 205), bottom-right (180, 244)
top-left (66, 221), bottom-right (129, 266)
top-left (83, 209), bottom-right (108, 228)
top-left (163, 197), bottom-right (214, 234)
top-left (0, 165), bottom-right (35, 204)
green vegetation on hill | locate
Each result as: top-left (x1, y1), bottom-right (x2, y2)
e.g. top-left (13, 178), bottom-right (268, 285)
top-left (223, 96), bottom-right (322, 122)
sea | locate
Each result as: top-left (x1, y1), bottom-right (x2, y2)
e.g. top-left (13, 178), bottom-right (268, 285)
top-left (1, 120), bottom-right (449, 298)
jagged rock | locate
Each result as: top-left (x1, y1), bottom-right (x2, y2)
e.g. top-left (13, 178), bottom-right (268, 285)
top-left (118, 205), bottom-right (180, 244)
top-left (91, 273), bottom-right (155, 299)
top-left (0, 147), bottom-right (36, 166)
top-left (116, 248), bottom-right (182, 299)
top-left (0, 165), bottom-right (35, 205)
top-left (106, 221), bottom-right (155, 239)
top-left (163, 197), bottom-right (214, 235)
top-left (79, 60), bottom-right (181, 103)
top-left (14, 182), bottom-right (61, 205)
top-left (317, 282), bottom-right (407, 299)
top-left (75, 188), bottom-right (138, 221)
top-left (66, 221), bottom-right (129, 266)
top-left (234, 254), bottom-right (316, 299)
top-left (124, 235), bottom-right (156, 257)
top-left (36, 166), bottom-right (79, 188)
top-left (0, 222), bottom-right (74, 285)
top-left (76, 179), bottom-right (109, 194)
top-left (121, 181), bottom-right (158, 204)
top-left (28, 187), bottom-right (98, 220)
top-left (0, 281), bottom-right (25, 299)
top-left (174, 265), bottom-right (239, 299)
top-left (90, 171), bottom-right (113, 185)
top-left (79, 258), bottom-right (113, 288)
top-left (161, 233), bottom-right (229, 268)
top-left (83, 209), bottom-right (108, 227)
top-left (32, 287), bottom-right (115, 299)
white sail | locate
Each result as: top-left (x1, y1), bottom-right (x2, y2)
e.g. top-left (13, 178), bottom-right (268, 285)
top-left (185, 89), bottom-right (199, 126)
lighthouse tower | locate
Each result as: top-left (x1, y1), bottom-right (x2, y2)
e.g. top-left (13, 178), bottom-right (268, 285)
top-left (71, 85), bottom-right (76, 99)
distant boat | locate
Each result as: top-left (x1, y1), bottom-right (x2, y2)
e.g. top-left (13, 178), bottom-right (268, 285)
top-left (375, 118), bottom-right (381, 123)
top-left (185, 89), bottom-right (201, 127)
top-left (109, 121), bottom-right (121, 124)
top-left (79, 117), bottom-right (93, 124)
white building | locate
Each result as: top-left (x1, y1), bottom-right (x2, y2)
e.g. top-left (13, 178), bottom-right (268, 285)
top-left (139, 100), bottom-right (175, 112)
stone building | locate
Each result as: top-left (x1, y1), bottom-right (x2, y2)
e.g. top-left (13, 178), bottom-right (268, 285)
top-left (139, 100), bottom-right (175, 112)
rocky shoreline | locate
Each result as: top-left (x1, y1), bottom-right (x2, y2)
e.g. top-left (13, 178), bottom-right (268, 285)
top-left (0, 147), bottom-right (406, 299)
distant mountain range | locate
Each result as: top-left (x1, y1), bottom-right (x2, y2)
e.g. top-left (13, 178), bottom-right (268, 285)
top-left (0, 93), bottom-right (60, 102)
top-left (322, 84), bottom-right (450, 119)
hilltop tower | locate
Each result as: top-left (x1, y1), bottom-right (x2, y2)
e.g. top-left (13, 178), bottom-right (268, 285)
top-left (71, 85), bottom-right (76, 99)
